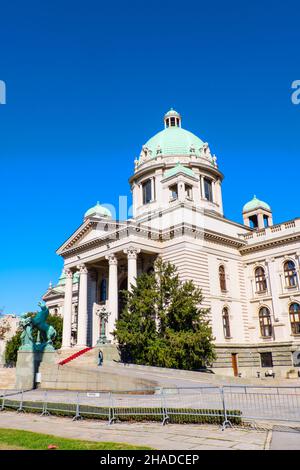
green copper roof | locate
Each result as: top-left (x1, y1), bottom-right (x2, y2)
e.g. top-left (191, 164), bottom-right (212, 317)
top-left (243, 195), bottom-right (271, 213)
top-left (84, 202), bottom-right (112, 219)
top-left (144, 126), bottom-right (205, 158)
top-left (57, 270), bottom-right (79, 287)
top-left (163, 163), bottom-right (197, 179)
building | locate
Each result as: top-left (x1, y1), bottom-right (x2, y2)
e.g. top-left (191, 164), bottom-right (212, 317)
top-left (0, 315), bottom-right (20, 366)
top-left (43, 109), bottom-right (300, 378)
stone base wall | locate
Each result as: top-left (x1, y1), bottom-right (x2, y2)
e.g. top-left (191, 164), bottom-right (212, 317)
top-left (213, 342), bottom-right (299, 378)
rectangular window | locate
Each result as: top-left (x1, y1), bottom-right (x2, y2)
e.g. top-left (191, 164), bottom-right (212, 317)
top-left (185, 184), bottom-right (193, 200)
top-left (169, 184), bottom-right (178, 200)
top-left (204, 178), bottom-right (213, 202)
top-left (142, 179), bottom-right (152, 204)
top-left (260, 352), bottom-right (273, 368)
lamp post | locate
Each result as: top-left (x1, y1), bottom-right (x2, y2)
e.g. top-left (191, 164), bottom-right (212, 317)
top-left (95, 306), bottom-right (111, 345)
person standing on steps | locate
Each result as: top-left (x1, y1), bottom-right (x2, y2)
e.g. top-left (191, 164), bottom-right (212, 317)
top-left (98, 350), bottom-right (103, 366)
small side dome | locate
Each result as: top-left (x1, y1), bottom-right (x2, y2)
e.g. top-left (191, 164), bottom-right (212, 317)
top-left (57, 270), bottom-right (79, 286)
top-left (84, 202), bottom-right (112, 219)
top-left (243, 195), bottom-right (271, 213)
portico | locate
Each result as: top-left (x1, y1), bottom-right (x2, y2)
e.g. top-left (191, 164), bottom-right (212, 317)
top-left (61, 245), bottom-right (156, 349)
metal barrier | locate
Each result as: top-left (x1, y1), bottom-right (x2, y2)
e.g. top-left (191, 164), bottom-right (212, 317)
top-left (77, 391), bottom-right (113, 423)
top-left (110, 389), bottom-right (167, 424)
top-left (162, 386), bottom-right (226, 425)
top-left (222, 385), bottom-right (300, 426)
top-left (1, 386), bottom-right (300, 429)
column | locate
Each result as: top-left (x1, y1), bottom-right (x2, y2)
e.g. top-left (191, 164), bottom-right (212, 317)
top-left (76, 264), bottom-right (88, 347)
top-left (105, 254), bottom-right (118, 341)
top-left (124, 246), bottom-right (141, 291)
top-left (62, 269), bottom-right (73, 349)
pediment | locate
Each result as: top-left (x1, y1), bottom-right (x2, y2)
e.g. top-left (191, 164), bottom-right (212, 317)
top-left (56, 219), bottom-right (123, 255)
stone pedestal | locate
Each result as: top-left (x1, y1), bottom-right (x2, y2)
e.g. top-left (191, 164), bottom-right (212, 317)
top-left (16, 351), bottom-right (39, 390)
top-left (16, 350), bottom-right (56, 390)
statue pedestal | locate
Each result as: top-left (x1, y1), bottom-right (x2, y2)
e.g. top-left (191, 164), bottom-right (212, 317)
top-left (16, 350), bottom-right (56, 390)
top-left (16, 351), bottom-right (39, 390)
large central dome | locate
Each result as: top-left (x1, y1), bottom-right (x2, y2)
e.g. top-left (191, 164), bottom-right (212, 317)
top-left (145, 126), bottom-right (205, 157)
top-left (143, 108), bottom-right (205, 158)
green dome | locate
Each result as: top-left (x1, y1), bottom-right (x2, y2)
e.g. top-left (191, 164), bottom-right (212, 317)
top-left (84, 202), bottom-right (112, 219)
top-left (57, 271), bottom-right (79, 286)
top-left (243, 195), bottom-right (271, 213)
top-left (144, 126), bottom-right (205, 158)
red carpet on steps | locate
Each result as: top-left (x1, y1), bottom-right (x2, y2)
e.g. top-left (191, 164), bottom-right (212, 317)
top-left (58, 347), bottom-right (93, 366)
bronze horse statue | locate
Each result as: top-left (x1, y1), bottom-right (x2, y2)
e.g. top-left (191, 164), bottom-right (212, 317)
top-left (32, 302), bottom-right (56, 349)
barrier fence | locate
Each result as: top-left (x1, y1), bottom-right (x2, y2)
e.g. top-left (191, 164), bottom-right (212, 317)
top-left (1, 385), bottom-right (300, 430)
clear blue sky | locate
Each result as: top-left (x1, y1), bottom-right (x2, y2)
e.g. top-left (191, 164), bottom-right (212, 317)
top-left (0, 0), bottom-right (299, 315)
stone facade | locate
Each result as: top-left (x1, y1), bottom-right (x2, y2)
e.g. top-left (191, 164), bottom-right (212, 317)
top-left (43, 109), bottom-right (300, 378)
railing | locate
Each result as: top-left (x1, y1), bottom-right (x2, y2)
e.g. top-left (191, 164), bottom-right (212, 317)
top-left (1, 386), bottom-right (300, 430)
top-left (240, 219), bottom-right (299, 243)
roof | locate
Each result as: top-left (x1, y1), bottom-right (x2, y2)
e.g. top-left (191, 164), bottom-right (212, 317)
top-left (163, 162), bottom-right (197, 179)
top-left (243, 195), bottom-right (271, 213)
top-left (144, 126), bottom-right (205, 158)
top-left (84, 202), bottom-right (112, 219)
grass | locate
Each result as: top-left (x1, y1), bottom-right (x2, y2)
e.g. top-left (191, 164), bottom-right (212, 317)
top-left (0, 428), bottom-right (152, 450)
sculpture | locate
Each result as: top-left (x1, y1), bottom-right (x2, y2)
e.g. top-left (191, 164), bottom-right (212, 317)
top-left (33, 302), bottom-right (56, 351)
top-left (19, 316), bottom-right (35, 351)
top-left (18, 303), bottom-right (57, 352)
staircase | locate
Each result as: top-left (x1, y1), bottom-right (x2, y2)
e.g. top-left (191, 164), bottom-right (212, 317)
top-left (58, 347), bottom-right (93, 366)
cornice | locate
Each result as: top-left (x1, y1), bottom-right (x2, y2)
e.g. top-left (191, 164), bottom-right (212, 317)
top-left (129, 160), bottom-right (224, 185)
top-left (58, 221), bottom-right (245, 258)
top-left (240, 232), bottom-right (300, 255)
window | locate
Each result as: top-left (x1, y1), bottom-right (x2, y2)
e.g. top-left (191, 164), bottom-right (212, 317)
top-left (259, 307), bottom-right (272, 338)
top-left (185, 184), bottom-right (193, 200)
top-left (204, 178), bottom-right (213, 202)
top-left (169, 184), bottom-right (178, 200)
top-left (249, 214), bottom-right (258, 229)
top-left (219, 265), bottom-right (227, 292)
top-left (222, 307), bottom-right (231, 338)
top-left (255, 266), bottom-right (267, 293)
top-left (142, 179), bottom-right (152, 204)
top-left (100, 279), bottom-right (107, 302)
top-left (290, 303), bottom-right (300, 335)
top-left (260, 352), bottom-right (273, 368)
top-left (284, 260), bottom-right (298, 288)
top-left (170, 117), bottom-right (176, 126)
top-left (263, 215), bottom-right (269, 227)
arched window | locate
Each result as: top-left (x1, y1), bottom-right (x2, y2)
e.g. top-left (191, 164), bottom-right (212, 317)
top-left (255, 266), bottom-right (267, 293)
top-left (219, 265), bottom-right (227, 292)
top-left (284, 260), bottom-right (298, 288)
top-left (259, 307), bottom-right (272, 338)
top-left (222, 307), bottom-right (231, 338)
top-left (289, 303), bottom-right (300, 335)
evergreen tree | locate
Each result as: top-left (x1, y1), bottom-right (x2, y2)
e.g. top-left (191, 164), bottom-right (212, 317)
top-left (114, 258), bottom-right (216, 370)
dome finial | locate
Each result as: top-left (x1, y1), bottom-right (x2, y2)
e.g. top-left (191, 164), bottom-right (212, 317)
top-left (164, 108), bottom-right (181, 129)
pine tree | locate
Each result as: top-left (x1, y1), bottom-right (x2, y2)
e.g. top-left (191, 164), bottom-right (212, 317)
top-left (114, 258), bottom-right (216, 370)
